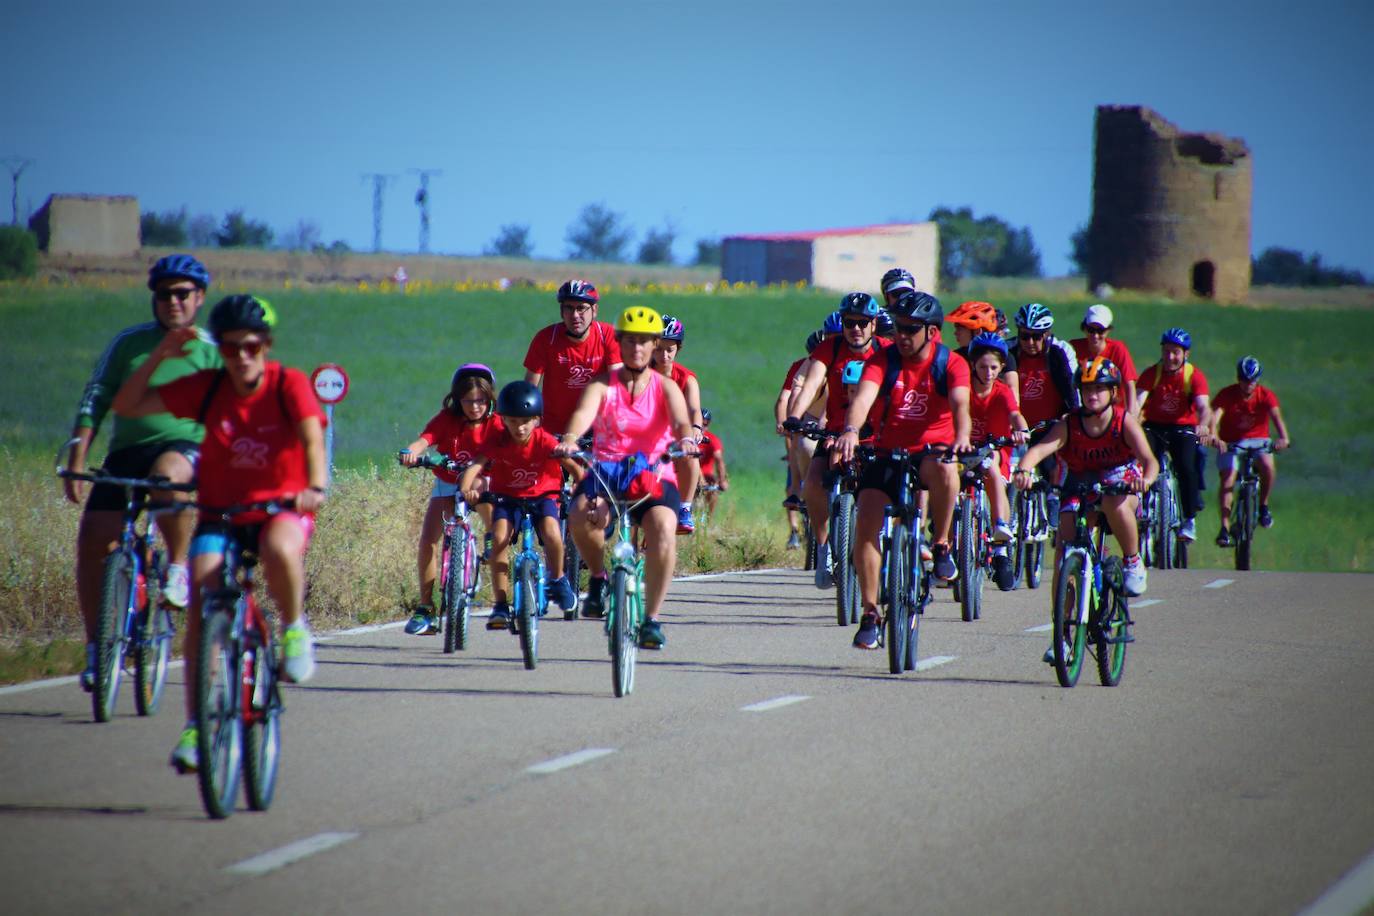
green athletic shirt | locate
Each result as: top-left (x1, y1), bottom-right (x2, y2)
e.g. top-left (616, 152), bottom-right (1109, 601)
top-left (74, 321), bottom-right (223, 453)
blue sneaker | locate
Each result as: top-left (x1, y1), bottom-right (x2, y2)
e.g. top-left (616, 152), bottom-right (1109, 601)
top-left (932, 543), bottom-right (957, 582)
top-left (677, 505), bottom-right (695, 535)
top-left (638, 619), bottom-right (665, 650)
top-left (79, 642), bottom-right (96, 693)
top-left (486, 603), bottom-right (510, 630)
top-left (404, 607), bottom-right (437, 635)
top-left (853, 612), bottom-right (881, 650)
top-left (1258, 505), bottom-right (1273, 529)
top-left (549, 576), bottom-right (577, 612)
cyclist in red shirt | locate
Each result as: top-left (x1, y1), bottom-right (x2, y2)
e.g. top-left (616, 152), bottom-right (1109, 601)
top-left (776, 326), bottom-right (832, 548)
top-left (397, 363), bottom-right (500, 636)
top-left (835, 291), bottom-right (971, 650)
top-left (966, 332), bottom-right (1030, 590)
top-left (950, 300), bottom-right (1020, 404)
top-left (785, 294), bottom-right (887, 590)
top-left (697, 407), bottom-right (728, 516)
top-left (1069, 304), bottom-right (1138, 415)
top-left (652, 315), bottom-right (705, 533)
top-left (112, 295), bottom-right (328, 773)
top-left (459, 381), bottom-right (582, 629)
top-left (1136, 327), bottom-right (1212, 541)
top-left (1209, 356), bottom-right (1291, 546)
top-left (523, 280), bottom-right (621, 436)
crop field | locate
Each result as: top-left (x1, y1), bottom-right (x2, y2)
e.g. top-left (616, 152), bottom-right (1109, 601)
top-left (2, 274), bottom-right (1370, 679)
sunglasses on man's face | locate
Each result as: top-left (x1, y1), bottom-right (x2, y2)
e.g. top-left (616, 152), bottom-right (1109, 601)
top-left (894, 322), bottom-right (926, 336)
top-left (841, 318), bottom-right (871, 330)
top-left (155, 287), bottom-right (198, 303)
top-left (219, 339), bottom-right (267, 358)
top-left (1019, 331), bottom-right (1046, 341)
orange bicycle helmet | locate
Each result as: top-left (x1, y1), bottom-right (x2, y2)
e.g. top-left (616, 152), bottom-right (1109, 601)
top-left (948, 300), bottom-right (998, 333)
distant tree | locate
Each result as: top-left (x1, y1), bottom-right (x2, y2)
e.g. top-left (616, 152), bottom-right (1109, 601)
top-left (693, 238), bottom-right (722, 267)
top-left (280, 219), bottom-right (321, 251)
top-left (1251, 247), bottom-right (1368, 287)
top-left (312, 239), bottom-right (351, 277)
top-left (1068, 223), bottom-right (1092, 276)
top-left (215, 209), bottom-right (274, 248)
top-left (187, 213), bottom-right (218, 247)
top-left (484, 223), bottom-right (533, 258)
top-left (565, 202), bottom-right (632, 262)
top-left (637, 223), bottom-right (676, 265)
top-left (0, 226), bottom-right (38, 280)
top-left (140, 207), bottom-right (188, 246)
top-left (928, 206), bottom-right (1042, 284)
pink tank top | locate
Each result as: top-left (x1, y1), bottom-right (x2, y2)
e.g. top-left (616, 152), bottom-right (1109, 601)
top-left (593, 370), bottom-right (677, 485)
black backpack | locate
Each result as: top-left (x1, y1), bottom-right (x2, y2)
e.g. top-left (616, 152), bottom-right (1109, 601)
top-left (876, 343), bottom-right (951, 428)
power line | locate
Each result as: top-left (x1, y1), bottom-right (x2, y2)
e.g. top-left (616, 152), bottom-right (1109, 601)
top-left (361, 173), bottom-right (395, 252)
top-left (2, 156), bottom-right (34, 225)
top-left (408, 168), bottom-right (443, 254)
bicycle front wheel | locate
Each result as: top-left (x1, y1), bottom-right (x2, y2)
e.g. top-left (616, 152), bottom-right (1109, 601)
top-left (442, 532), bottom-right (471, 653)
top-left (833, 492), bottom-right (857, 626)
top-left (241, 627), bottom-right (281, 811)
top-left (885, 524), bottom-right (910, 675)
top-left (610, 568), bottom-right (637, 697)
top-left (1235, 483), bottom-right (1255, 571)
top-left (1051, 555), bottom-right (1088, 688)
top-left (94, 549), bottom-right (136, 722)
top-left (134, 604), bottom-right (175, 716)
top-left (562, 521), bottom-right (583, 620)
top-left (196, 607), bottom-right (243, 819)
top-left (958, 497), bottom-right (981, 622)
top-left (516, 559), bottom-right (539, 670)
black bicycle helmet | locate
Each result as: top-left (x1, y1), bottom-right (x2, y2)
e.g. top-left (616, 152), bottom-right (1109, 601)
top-left (207, 294), bottom-right (276, 342)
top-left (496, 380), bottom-right (543, 418)
top-left (889, 290), bottom-right (943, 326)
top-left (880, 267), bottom-right (915, 296)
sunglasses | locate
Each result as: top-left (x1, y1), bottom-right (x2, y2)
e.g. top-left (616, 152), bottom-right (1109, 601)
top-left (841, 318), bottom-right (871, 330)
top-left (155, 287), bottom-right (198, 303)
top-left (218, 339), bottom-right (267, 358)
top-left (1083, 325), bottom-right (1110, 334)
top-left (1019, 331), bottom-right (1046, 341)
top-left (893, 322), bottom-right (926, 336)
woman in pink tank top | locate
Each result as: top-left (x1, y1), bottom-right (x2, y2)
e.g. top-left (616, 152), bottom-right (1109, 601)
top-left (555, 306), bottom-right (696, 651)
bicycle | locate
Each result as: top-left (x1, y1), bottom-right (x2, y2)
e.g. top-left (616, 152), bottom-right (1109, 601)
top-left (56, 439), bottom-right (195, 723)
top-left (188, 498), bottom-right (292, 819)
top-left (1227, 440), bottom-right (1276, 572)
top-left (1010, 460), bottom-right (1052, 591)
top-left (566, 449), bottom-right (680, 697)
top-left (691, 482), bottom-right (722, 530)
top-left (949, 438), bottom-right (1015, 623)
top-left (403, 453), bottom-right (484, 653)
top-left (1140, 451), bottom-right (1186, 570)
top-left (797, 421), bottom-right (860, 626)
top-left (481, 495), bottom-right (549, 670)
top-left (557, 438), bottom-right (594, 620)
top-left (858, 444), bottom-right (949, 675)
top-left (1049, 481), bottom-right (1136, 689)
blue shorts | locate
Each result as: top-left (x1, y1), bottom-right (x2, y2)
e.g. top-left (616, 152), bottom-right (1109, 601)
top-left (490, 493), bottom-right (560, 527)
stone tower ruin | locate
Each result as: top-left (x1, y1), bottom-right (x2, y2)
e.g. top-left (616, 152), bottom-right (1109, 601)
top-left (1088, 105), bottom-right (1251, 302)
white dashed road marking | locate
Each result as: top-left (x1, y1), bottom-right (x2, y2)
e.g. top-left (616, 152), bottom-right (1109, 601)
top-left (915, 655), bottom-right (958, 671)
top-left (226, 832), bottom-right (360, 876)
top-left (741, 695), bottom-right (811, 712)
top-left (527, 748), bottom-right (616, 774)
top-left (1204, 579), bottom-right (1235, 589)
top-left (1297, 846), bottom-right (1374, 916)
top-left (1132, 599), bottom-right (1163, 608)
top-left (1024, 623), bottom-right (1053, 633)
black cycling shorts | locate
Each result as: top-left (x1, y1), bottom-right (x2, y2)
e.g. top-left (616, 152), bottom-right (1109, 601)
top-left (85, 439), bottom-right (199, 513)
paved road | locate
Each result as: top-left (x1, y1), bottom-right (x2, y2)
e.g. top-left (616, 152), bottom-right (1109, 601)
top-left (3, 566), bottom-right (1373, 915)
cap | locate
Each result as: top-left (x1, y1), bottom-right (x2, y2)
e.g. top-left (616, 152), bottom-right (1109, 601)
top-left (1083, 304), bottom-right (1114, 329)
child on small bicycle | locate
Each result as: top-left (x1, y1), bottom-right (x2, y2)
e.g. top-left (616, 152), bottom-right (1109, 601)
top-left (459, 381), bottom-right (582, 629)
top-left (696, 407), bottom-right (728, 515)
top-left (112, 295), bottom-right (328, 774)
top-left (966, 332), bottom-right (1030, 590)
top-left (1015, 357), bottom-right (1158, 609)
top-left (1209, 356), bottom-right (1291, 546)
top-left (397, 363), bottom-right (499, 635)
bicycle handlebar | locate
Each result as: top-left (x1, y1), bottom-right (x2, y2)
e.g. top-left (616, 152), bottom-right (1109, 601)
top-left (55, 438), bottom-right (197, 493)
top-left (190, 498), bottom-right (298, 520)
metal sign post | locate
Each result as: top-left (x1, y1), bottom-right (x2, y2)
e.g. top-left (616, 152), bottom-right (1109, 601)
top-left (310, 364), bottom-right (350, 480)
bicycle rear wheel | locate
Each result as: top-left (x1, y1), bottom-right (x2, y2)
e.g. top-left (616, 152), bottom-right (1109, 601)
top-left (562, 515), bottom-right (583, 619)
top-left (442, 532), bottom-right (471, 653)
top-left (885, 524), bottom-right (910, 675)
top-left (516, 558), bottom-right (539, 670)
top-left (1235, 482), bottom-right (1255, 571)
top-left (196, 607), bottom-right (242, 819)
top-left (610, 569), bottom-right (637, 697)
top-left (1095, 586), bottom-right (1129, 687)
top-left (958, 497), bottom-right (981, 622)
top-left (833, 493), bottom-right (857, 626)
top-left (802, 511), bottom-right (817, 571)
top-left (241, 626), bottom-right (281, 811)
top-left (134, 604), bottom-right (175, 716)
top-left (1051, 555), bottom-right (1088, 688)
top-left (94, 549), bottom-right (135, 722)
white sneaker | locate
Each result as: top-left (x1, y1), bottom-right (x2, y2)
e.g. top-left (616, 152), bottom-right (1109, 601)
top-left (1123, 556), bottom-right (1147, 597)
top-left (1179, 518), bottom-right (1196, 542)
top-left (990, 520), bottom-right (1014, 544)
top-left (281, 623), bottom-right (316, 684)
top-left (163, 563), bottom-right (190, 608)
top-left (1043, 640), bottom-right (1070, 664)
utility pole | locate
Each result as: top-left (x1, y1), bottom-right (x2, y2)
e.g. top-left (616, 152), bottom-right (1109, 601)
top-left (2, 156), bottom-right (34, 225)
top-left (408, 168), bottom-right (443, 254)
top-left (361, 173), bottom-right (394, 252)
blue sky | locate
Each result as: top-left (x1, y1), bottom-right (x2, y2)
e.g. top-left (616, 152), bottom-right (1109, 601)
top-left (5, 0), bottom-right (1371, 277)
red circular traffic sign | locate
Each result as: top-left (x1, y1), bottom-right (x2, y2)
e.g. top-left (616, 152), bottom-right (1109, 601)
top-left (311, 364), bottom-right (350, 405)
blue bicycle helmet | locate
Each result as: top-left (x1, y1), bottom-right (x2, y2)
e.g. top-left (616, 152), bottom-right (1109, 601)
top-left (805, 330), bottom-right (825, 353)
top-left (496, 380), bottom-right (543, 418)
top-left (841, 359), bottom-right (865, 386)
top-left (1161, 326), bottom-right (1192, 349)
top-left (968, 331), bottom-right (1009, 363)
top-left (1237, 356), bottom-right (1262, 381)
top-left (821, 310), bottom-right (845, 336)
top-left (661, 315), bottom-right (685, 344)
top-left (147, 253), bottom-right (211, 291)
top-left (839, 292), bottom-right (881, 319)
top-left (875, 308), bottom-right (894, 337)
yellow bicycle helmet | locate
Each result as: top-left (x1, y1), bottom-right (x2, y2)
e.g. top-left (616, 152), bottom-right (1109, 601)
top-left (616, 306), bottom-right (665, 335)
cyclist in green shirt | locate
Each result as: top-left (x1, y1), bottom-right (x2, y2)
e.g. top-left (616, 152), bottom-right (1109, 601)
top-left (64, 255), bottom-right (221, 690)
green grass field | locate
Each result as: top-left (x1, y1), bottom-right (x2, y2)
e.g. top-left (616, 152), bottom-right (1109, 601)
top-left (1, 278), bottom-right (1369, 679)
